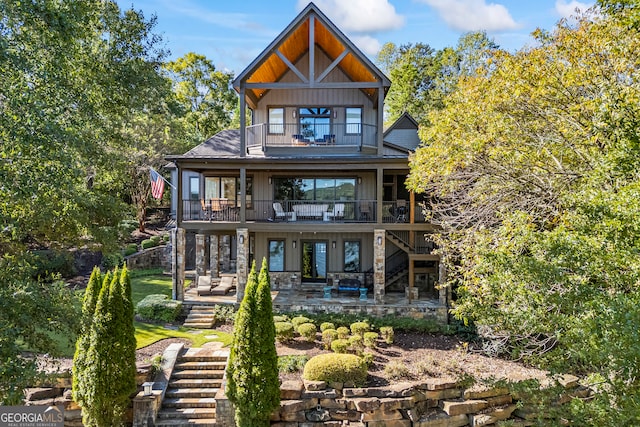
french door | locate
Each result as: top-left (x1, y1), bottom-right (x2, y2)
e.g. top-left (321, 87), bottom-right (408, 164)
top-left (302, 241), bottom-right (327, 283)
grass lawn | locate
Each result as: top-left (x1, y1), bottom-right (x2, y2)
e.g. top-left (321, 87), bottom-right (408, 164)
top-left (49, 269), bottom-right (230, 357)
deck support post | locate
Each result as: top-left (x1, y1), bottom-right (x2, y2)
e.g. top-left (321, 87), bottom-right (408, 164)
top-left (195, 233), bottom-right (206, 276)
top-left (209, 234), bottom-right (219, 278)
top-left (236, 228), bottom-right (249, 302)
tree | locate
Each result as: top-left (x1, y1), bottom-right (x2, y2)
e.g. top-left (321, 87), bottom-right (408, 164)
top-left (164, 52), bottom-right (237, 142)
top-left (78, 268), bottom-right (136, 427)
top-left (0, 0), bottom-right (165, 396)
top-left (226, 259), bottom-right (279, 426)
top-left (407, 5), bottom-right (640, 424)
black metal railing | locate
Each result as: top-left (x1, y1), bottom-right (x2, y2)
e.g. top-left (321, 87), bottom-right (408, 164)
top-left (246, 123), bottom-right (378, 150)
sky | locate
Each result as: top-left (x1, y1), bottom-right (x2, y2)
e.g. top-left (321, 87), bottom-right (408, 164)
top-left (115, 0), bottom-right (595, 74)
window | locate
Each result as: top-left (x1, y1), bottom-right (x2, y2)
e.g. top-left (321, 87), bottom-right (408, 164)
top-left (204, 176), bottom-right (253, 208)
top-left (268, 240), bottom-right (285, 271)
top-left (345, 107), bottom-right (362, 135)
top-left (273, 177), bottom-right (355, 201)
top-left (299, 107), bottom-right (331, 141)
top-left (344, 241), bottom-right (360, 272)
top-left (269, 107), bottom-right (284, 134)
top-left (189, 177), bottom-right (199, 200)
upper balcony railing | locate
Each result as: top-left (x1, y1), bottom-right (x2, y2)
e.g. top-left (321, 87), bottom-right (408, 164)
top-left (181, 199), bottom-right (427, 224)
top-left (246, 123), bottom-right (378, 151)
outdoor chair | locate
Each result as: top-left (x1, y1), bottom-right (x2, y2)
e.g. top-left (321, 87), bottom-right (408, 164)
top-left (200, 199), bottom-right (210, 221)
top-left (324, 203), bottom-right (345, 221)
top-left (273, 202), bottom-right (296, 221)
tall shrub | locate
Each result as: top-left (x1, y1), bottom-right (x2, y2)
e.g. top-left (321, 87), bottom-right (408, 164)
top-left (226, 259), bottom-right (280, 426)
top-left (74, 268), bottom-right (137, 427)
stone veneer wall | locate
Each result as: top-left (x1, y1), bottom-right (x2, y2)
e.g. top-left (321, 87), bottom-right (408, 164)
top-left (124, 245), bottom-right (170, 270)
top-left (264, 375), bottom-right (590, 427)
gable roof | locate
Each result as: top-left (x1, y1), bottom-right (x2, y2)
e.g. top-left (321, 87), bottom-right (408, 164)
top-left (233, 2), bottom-right (391, 109)
top-left (383, 112), bottom-right (421, 152)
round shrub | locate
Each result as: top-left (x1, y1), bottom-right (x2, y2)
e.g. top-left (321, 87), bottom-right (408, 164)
top-left (384, 361), bottom-right (413, 380)
top-left (297, 323), bottom-right (317, 342)
top-left (336, 326), bottom-right (350, 339)
top-left (380, 326), bottom-right (394, 344)
top-left (320, 322), bottom-right (335, 332)
top-left (322, 329), bottom-right (338, 350)
top-left (363, 332), bottom-right (379, 348)
top-left (135, 294), bottom-right (182, 322)
top-left (291, 316), bottom-right (313, 331)
top-left (123, 246), bottom-right (137, 257)
top-left (141, 239), bottom-right (157, 250)
top-left (348, 335), bottom-right (364, 355)
top-left (275, 322), bottom-right (295, 342)
top-left (350, 321), bottom-right (370, 336)
top-left (273, 315), bottom-right (289, 323)
top-left (303, 353), bottom-right (367, 387)
top-left (330, 339), bottom-right (349, 354)
top-left (150, 235), bottom-right (162, 244)
top-left (162, 234), bottom-right (170, 242)
top-left (361, 351), bottom-right (374, 367)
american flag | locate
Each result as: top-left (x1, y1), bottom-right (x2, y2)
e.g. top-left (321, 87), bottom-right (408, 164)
top-left (149, 168), bottom-right (165, 199)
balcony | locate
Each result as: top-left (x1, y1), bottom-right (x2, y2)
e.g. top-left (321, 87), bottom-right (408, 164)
top-left (246, 123), bottom-right (378, 152)
top-left (181, 199), bottom-right (428, 224)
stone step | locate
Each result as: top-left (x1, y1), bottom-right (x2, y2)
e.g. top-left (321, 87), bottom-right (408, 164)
top-left (157, 408), bottom-right (217, 420)
top-left (183, 322), bottom-right (214, 329)
top-left (172, 370), bottom-right (224, 380)
top-left (155, 419), bottom-right (217, 427)
top-left (179, 349), bottom-right (229, 362)
top-left (165, 388), bottom-right (219, 398)
top-left (163, 397), bottom-right (217, 408)
top-left (175, 361), bottom-right (227, 370)
top-left (169, 379), bottom-right (224, 389)
top-left (186, 313), bottom-right (215, 319)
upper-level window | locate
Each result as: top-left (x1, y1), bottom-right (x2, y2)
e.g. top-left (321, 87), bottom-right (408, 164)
top-left (299, 107), bottom-right (331, 141)
top-left (204, 176), bottom-right (253, 208)
top-left (274, 178), bottom-right (355, 201)
top-left (269, 107), bottom-right (284, 134)
top-left (345, 107), bottom-right (362, 135)
top-left (189, 177), bottom-right (199, 200)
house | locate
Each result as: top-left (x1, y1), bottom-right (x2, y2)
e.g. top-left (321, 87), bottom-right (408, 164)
top-left (166, 2), bottom-right (448, 322)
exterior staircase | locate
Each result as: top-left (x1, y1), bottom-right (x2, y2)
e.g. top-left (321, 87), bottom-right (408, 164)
top-left (183, 306), bottom-right (215, 329)
top-left (156, 347), bottom-right (228, 427)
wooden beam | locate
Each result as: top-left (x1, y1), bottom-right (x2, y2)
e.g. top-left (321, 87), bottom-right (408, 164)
top-left (316, 49), bottom-right (348, 83)
top-left (244, 81), bottom-right (380, 89)
top-left (309, 15), bottom-right (315, 85)
top-left (409, 259), bottom-right (414, 304)
top-left (276, 50), bottom-right (308, 83)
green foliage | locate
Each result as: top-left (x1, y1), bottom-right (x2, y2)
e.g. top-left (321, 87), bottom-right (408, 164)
top-left (273, 315), bottom-right (290, 323)
top-left (383, 361), bottom-right (413, 381)
top-left (226, 259), bottom-right (280, 426)
top-left (321, 329), bottom-right (338, 350)
top-left (123, 246), bottom-right (137, 257)
top-left (297, 323), bottom-right (317, 342)
top-left (75, 267), bottom-right (137, 426)
top-left (274, 322), bottom-right (295, 343)
top-left (140, 239), bottom-right (158, 250)
top-left (336, 327), bottom-right (350, 340)
top-left (101, 252), bottom-right (124, 270)
top-left (31, 250), bottom-right (76, 279)
top-left (350, 321), bottom-right (370, 336)
top-left (348, 335), bottom-right (364, 355)
top-left (379, 326), bottom-right (394, 344)
top-left (303, 353), bottom-right (367, 387)
top-left (212, 304), bottom-right (236, 324)
top-left (320, 322), bottom-right (335, 332)
top-left (407, 6), bottom-right (640, 424)
top-left (149, 235), bottom-right (162, 244)
top-left (135, 294), bottom-right (182, 322)
top-left (330, 339), bottom-right (349, 354)
top-left (291, 316), bottom-right (313, 331)
top-left (361, 352), bottom-right (375, 367)
top-left (363, 332), bottom-right (379, 348)
top-left (278, 355), bottom-right (309, 374)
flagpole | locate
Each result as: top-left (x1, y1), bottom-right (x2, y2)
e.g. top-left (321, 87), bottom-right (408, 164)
top-left (150, 167), bottom-right (176, 190)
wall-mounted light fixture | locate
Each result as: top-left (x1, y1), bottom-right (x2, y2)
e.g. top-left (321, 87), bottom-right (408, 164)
top-left (268, 176), bottom-right (272, 184)
top-left (333, 110), bottom-right (337, 118)
top-left (292, 110), bottom-right (297, 118)
top-left (377, 236), bottom-right (383, 246)
top-left (332, 241), bottom-right (336, 249)
top-left (293, 240), bottom-right (297, 249)
top-left (358, 177), bottom-right (362, 184)
top-left (239, 235), bottom-right (245, 245)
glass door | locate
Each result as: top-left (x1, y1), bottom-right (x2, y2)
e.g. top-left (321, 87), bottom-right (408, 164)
top-left (302, 241), bottom-right (327, 283)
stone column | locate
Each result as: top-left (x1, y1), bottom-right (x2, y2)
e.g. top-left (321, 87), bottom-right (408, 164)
top-left (236, 228), bottom-right (249, 302)
top-left (221, 235), bottom-right (231, 273)
top-left (171, 228), bottom-right (185, 301)
top-left (209, 234), bottom-right (219, 278)
top-left (373, 229), bottom-right (385, 304)
top-left (195, 233), bottom-right (206, 276)
top-left (438, 258), bottom-right (448, 307)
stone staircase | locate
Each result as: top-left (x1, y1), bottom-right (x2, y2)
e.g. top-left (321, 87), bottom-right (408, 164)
top-left (183, 306), bottom-right (215, 329)
top-left (156, 347), bottom-right (228, 427)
